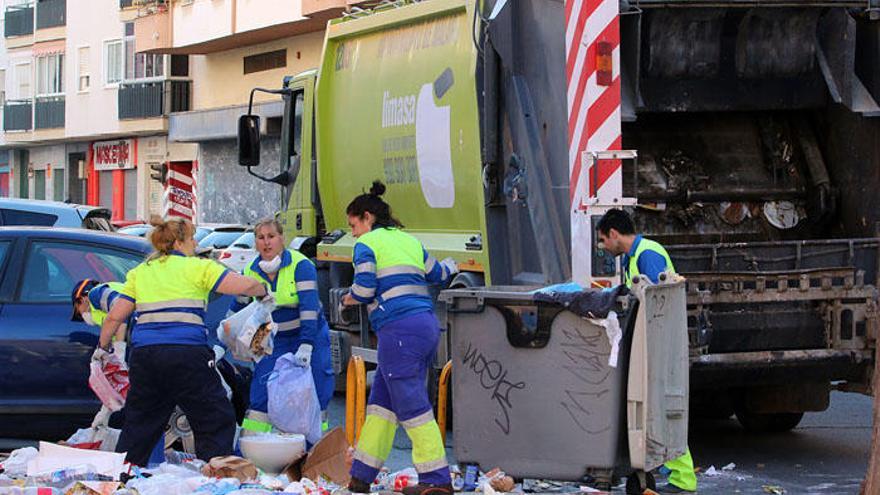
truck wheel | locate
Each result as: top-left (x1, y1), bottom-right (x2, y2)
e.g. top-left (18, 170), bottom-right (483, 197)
top-left (625, 471), bottom-right (655, 495)
top-left (735, 411), bottom-right (804, 433)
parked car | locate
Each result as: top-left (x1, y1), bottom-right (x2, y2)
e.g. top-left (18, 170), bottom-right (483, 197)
top-left (195, 223), bottom-right (247, 243)
top-left (0, 199), bottom-right (113, 231)
top-left (118, 223), bottom-right (152, 237)
top-left (198, 225), bottom-right (250, 254)
top-left (0, 227), bottom-right (250, 440)
top-left (216, 232), bottom-right (256, 272)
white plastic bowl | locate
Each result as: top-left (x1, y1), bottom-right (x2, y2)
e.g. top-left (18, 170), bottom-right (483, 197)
top-left (239, 433), bottom-right (306, 474)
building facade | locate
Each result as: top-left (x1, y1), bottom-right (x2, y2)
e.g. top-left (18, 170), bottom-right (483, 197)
top-left (139, 0), bottom-right (340, 223)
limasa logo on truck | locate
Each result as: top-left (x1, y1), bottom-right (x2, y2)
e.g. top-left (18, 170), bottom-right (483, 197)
top-left (382, 91), bottom-right (417, 128)
top-left (379, 68), bottom-right (457, 208)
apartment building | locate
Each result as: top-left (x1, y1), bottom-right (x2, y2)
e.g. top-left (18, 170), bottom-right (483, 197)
top-left (136, 0), bottom-right (346, 222)
top-left (0, 0), bottom-right (196, 222)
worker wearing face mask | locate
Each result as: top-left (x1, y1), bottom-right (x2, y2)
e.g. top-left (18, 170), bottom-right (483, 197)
top-left (72, 279), bottom-right (129, 358)
top-left (231, 218), bottom-right (335, 436)
top-left (72, 279), bottom-right (131, 428)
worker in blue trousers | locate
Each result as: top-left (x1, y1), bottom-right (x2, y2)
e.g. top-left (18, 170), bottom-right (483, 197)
top-left (343, 181), bottom-right (459, 495)
top-left (231, 218), bottom-right (335, 436)
top-left (72, 278), bottom-right (165, 466)
top-left (596, 208), bottom-right (698, 493)
top-left (96, 216), bottom-right (270, 465)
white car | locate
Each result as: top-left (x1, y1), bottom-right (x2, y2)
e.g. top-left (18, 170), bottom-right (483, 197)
top-left (216, 232), bottom-right (256, 273)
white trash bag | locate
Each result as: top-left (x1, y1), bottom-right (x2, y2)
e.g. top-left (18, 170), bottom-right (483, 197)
top-left (218, 300), bottom-right (277, 363)
top-left (267, 353), bottom-right (322, 444)
top-left (66, 426), bottom-right (122, 452)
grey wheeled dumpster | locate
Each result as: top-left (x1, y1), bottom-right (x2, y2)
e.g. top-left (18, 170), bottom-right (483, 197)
top-left (439, 275), bottom-right (689, 489)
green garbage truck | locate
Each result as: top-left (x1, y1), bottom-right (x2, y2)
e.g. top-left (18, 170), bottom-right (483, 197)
top-left (238, 0), bottom-right (880, 432)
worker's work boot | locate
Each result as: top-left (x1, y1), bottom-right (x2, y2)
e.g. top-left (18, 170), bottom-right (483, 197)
top-left (348, 477), bottom-right (372, 494)
top-left (400, 483), bottom-right (453, 495)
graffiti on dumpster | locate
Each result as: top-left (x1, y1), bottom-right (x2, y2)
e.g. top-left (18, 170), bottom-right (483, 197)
top-left (558, 323), bottom-right (613, 434)
top-left (461, 342), bottom-right (527, 435)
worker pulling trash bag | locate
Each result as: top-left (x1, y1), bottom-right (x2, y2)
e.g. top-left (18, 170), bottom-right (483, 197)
top-left (267, 352), bottom-right (323, 444)
top-left (218, 298), bottom-right (278, 362)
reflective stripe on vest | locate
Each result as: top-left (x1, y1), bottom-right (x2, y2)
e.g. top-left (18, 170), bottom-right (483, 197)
top-left (127, 256), bottom-right (218, 326)
top-left (88, 281), bottom-right (126, 327)
top-left (356, 228), bottom-right (428, 314)
top-left (624, 237), bottom-right (675, 288)
top-left (276, 319), bottom-right (301, 332)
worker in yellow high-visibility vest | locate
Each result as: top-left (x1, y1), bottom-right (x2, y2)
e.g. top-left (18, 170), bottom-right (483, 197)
top-left (596, 209), bottom-right (698, 494)
top-left (97, 216), bottom-right (270, 466)
top-left (343, 181), bottom-right (458, 495)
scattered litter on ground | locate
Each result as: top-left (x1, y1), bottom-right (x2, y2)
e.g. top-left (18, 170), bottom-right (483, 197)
top-left (722, 463), bottom-right (736, 471)
top-left (762, 485), bottom-right (786, 495)
top-left (704, 466), bottom-right (720, 476)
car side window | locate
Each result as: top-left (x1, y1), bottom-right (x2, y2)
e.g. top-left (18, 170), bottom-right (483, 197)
top-left (0, 241), bottom-right (9, 267)
top-left (18, 241), bottom-right (143, 303)
top-left (1, 208), bottom-right (58, 227)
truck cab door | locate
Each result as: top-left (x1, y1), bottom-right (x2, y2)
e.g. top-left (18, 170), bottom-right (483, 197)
top-left (280, 74), bottom-right (319, 245)
top-left (627, 276), bottom-right (690, 470)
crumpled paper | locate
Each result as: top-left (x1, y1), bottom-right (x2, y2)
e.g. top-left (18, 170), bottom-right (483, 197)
top-left (589, 311), bottom-right (622, 368)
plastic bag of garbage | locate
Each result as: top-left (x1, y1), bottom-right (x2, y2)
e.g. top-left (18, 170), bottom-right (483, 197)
top-left (88, 353), bottom-right (129, 412)
top-left (267, 353), bottom-right (322, 444)
top-left (0, 446), bottom-right (38, 476)
top-left (218, 300), bottom-right (277, 363)
top-left (125, 473), bottom-right (207, 495)
top-left (66, 426), bottom-right (121, 452)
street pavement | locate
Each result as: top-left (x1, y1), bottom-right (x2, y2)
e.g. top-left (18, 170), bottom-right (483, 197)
top-left (328, 390), bottom-right (872, 494)
top-left (1, 391), bottom-right (872, 494)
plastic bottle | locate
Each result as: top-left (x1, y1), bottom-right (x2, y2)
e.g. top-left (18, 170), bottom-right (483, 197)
top-left (26, 464), bottom-right (105, 487)
top-left (462, 464), bottom-right (479, 492)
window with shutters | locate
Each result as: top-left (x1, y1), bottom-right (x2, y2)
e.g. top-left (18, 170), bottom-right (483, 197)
top-left (15, 63), bottom-right (31, 99)
top-left (0, 70), bottom-right (6, 107)
top-left (243, 50), bottom-right (287, 75)
top-left (104, 39), bottom-right (123, 86)
top-left (77, 46), bottom-right (90, 92)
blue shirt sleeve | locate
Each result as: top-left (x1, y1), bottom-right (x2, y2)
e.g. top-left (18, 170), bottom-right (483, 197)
top-left (423, 249), bottom-right (452, 284)
top-left (637, 250), bottom-right (670, 284)
top-left (350, 243), bottom-right (377, 304)
top-left (89, 285), bottom-right (120, 313)
top-left (294, 259), bottom-right (321, 345)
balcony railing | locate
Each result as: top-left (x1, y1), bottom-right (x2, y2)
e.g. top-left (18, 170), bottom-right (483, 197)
top-left (5, 5), bottom-right (34, 37)
top-left (118, 79), bottom-right (191, 119)
top-left (34, 95), bottom-right (64, 129)
top-left (4, 100), bottom-right (33, 131)
top-left (36, 0), bottom-right (65, 29)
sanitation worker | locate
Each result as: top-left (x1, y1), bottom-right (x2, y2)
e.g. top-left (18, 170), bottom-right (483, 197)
top-left (96, 216), bottom-right (270, 465)
top-left (232, 217), bottom-right (335, 436)
top-left (596, 208), bottom-right (698, 494)
top-left (343, 181), bottom-right (459, 495)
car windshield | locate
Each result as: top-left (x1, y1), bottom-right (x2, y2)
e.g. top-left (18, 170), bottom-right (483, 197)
top-left (199, 230), bottom-right (247, 249)
top-left (195, 227), bottom-right (213, 242)
top-left (230, 232), bottom-right (255, 249)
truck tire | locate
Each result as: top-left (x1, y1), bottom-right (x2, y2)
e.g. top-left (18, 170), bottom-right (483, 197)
top-left (734, 410), bottom-right (804, 433)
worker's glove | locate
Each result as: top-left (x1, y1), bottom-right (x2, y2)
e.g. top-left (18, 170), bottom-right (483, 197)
top-left (91, 346), bottom-right (110, 364)
top-left (112, 341), bottom-right (127, 359)
top-left (259, 290), bottom-right (276, 307)
top-left (91, 406), bottom-right (113, 429)
top-left (439, 257), bottom-right (459, 276)
top-left (293, 343), bottom-right (313, 368)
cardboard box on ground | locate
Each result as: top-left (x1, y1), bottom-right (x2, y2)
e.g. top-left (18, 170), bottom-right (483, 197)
top-left (284, 427), bottom-right (352, 486)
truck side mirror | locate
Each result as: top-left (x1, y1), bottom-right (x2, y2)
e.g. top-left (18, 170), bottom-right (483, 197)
top-left (238, 115), bottom-right (261, 167)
